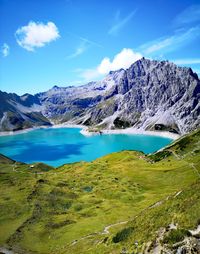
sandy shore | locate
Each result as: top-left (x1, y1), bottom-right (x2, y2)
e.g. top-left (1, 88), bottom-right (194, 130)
top-left (0, 123), bottom-right (180, 140)
top-left (80, 127), bottom-right (180, 140)
top-left (52, 123), bottom-right (85, 129)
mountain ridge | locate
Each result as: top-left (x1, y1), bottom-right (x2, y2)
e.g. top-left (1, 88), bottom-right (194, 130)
top-left (0, 58), bottom-right (200, 134)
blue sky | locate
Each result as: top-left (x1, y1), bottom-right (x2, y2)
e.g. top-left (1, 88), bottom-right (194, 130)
top-left (0, 0), bottom-right (200, 95)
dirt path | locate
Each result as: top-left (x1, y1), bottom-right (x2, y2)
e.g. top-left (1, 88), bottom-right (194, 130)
top-left (70, 189), bottom-right (183, 247)
top-left (70, 220), bottom-right (128, 246)
top-left (102, 220), bottom-right (128, 234)
top-left (190, 163), bottom-right (200, 179)
top-left (168, 149), bottom-right (200, 179)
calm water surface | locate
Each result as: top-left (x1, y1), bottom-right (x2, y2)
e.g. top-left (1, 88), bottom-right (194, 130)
top-left (0, 128), bottom-right (172, 167)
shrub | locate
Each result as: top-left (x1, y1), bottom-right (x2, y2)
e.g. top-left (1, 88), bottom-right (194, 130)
top-left (112, 227), bottom-right (134, 243)
top-left (149, 151), bottom-right (172, 162)
top-left (163, 229), bottom-right (191, 245)
top-left (73, 203), bottom-right (83, 211)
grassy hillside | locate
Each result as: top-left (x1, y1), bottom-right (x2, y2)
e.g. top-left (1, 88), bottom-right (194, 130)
top-left (0, 129), bottom-right (199, 253)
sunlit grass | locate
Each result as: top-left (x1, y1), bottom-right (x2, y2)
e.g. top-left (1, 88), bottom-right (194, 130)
top-left (0, 129), bottom-right (199, 253)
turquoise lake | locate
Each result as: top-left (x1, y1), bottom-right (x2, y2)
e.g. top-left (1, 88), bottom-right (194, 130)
top-left (0, 127), bottom-right (172, 167)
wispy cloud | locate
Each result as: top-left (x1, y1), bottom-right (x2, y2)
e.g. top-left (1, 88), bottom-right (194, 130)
top-left (67, 32), bottom-right (103, 48)
top-left (174, 4), bottom-right (200, 27)
top-left (78, 36), bottom-right (103, 48)
top-left (66, 34), bottom-right (103, 59)
top-left (108, 9), bottom-right (137, 36)
top-left (1, 43), bottom-right (10, 57)
top-left (66, 41), bottom-right (88, 59)
top-left (74, 18), bottom-right (200, 83)
top-left (139, 26), bottom-right (200, 56)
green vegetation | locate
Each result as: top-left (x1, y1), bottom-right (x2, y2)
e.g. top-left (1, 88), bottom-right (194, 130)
top-left (112, 227), bottom-right (134, 243)
top-left (0, 129), bottom-right (199, 253)
top-left (163, 229), bottom-right (191, 245)
top-left (113, 117), bottom-right (131, 129)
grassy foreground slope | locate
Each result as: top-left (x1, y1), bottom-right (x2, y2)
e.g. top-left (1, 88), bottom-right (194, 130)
top-left (0, 130), bottom-right (199, 254)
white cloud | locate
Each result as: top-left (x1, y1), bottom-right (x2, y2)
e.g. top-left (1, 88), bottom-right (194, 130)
top-left (97, 48), bottom-right (142, 74)
top-left (1, 43), bottom-right (9, 57)
top-left (75, 26), bottom-right (199, 83)
top-left (108, 10), bottom-right (137, 35)
top-left (15, 21), bottom-right (60, 51)
top-left (79, 48), bottom-right (142, 81)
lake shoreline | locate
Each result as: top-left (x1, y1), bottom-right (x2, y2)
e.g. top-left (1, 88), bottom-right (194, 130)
top-left (0, 123), bottom-right (180, 140)
top-left (80, 127), bottom-right (180, 140)
top-left (0, 123), bottom-right (84, 137)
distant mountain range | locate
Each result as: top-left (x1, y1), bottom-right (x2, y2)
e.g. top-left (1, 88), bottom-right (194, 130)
top-left (0, 58), bottom-right (200, 134)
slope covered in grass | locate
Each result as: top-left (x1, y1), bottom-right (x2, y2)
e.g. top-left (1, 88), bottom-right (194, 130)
top-left (0, 129), bottom-right (199, 253)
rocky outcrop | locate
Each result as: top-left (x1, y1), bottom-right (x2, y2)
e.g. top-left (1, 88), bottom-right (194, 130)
top-left (0, 91), bottom-right (51, 131)
top-left (0, 58), bottom-right (199, 133)
top-left (70, 58), bottom-right (200, 134)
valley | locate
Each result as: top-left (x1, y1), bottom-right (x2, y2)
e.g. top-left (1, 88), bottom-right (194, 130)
top-left (0, 129), bottom-right (199, 253)
top-left (1, 1), bottom-right (200, 253)
top-left (0, 58), bottom-right (199, 252)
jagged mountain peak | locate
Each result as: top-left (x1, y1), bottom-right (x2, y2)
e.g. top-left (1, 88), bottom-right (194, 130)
top-left (108, 68), bottom-right (125, 75)
top-left (0, 58), bottom-right (199, 133)
top-left (52, 85), bottom-right (60, 90)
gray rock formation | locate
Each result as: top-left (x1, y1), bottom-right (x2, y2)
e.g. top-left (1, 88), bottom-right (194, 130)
top-left (0, 58), bottom-right (199, 134)
top-left (0, 91), bottom-right (51, 131)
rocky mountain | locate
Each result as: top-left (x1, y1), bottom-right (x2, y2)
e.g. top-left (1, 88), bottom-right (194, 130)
top-left (0, 58), bottom-right (200, 134)
top-left (0, 91), bottom-right (51, 131)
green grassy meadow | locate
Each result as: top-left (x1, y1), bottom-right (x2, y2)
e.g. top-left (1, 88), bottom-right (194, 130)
top-left (0, 129), bottom-right (199, 253)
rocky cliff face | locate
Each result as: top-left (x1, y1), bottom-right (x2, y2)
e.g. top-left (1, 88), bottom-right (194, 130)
top-left (0, 58), bottom-right (199, 134)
